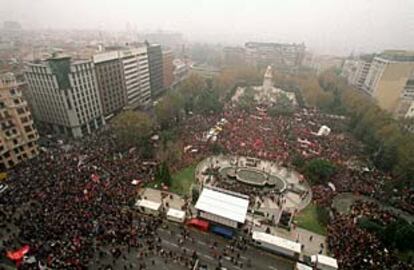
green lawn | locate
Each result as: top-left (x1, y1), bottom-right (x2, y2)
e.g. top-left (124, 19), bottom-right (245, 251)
top-left (295, 203), bottom-right (327, 236)
top-left (170, 164), bottom-right (197, 196)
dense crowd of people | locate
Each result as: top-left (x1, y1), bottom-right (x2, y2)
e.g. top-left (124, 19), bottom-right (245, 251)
top-left (175, 105), bottom-right (413, 269)
top-left (1, 99), bottom-right (413, 269)
top-left (327, 201), bottom-right (410, 269)
top-left (0, 131), bottom-right (165, 269)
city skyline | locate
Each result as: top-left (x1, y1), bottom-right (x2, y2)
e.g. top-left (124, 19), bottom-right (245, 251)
top-left (1, 0), bottom-right (413, 56)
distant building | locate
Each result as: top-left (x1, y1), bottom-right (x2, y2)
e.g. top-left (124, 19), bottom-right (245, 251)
top-left (223, 47), bottom-right (246, 66)
top-left (232, 65), bottom-right (297, 105)
top-left (173, 59), bottom-right (189, 86)
top-left (25, 56), bottom-right (105, 138)
top-left (190, 63), bottom-right (220, 79)
top-left (244, 42), bottom-right (306, 69)
top-left (146, 43), bottom-right (164, 97)
top-left (3, 21), bottom-right (22, 31)
top-left (362, 51), bottom-right (414, 113)
top-left (309, 55), bottom-right (344, 74)
top-left (93, 52), bottom-right (127, 117)
top-left (162, 50), bottom-right (174, 89)
top-left (137, 32), bottom-right (184, 50)
top-left (0, 73), bottom-right (38, 169)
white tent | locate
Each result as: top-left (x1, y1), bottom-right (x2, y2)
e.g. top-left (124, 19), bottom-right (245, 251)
top-left (167, 208), bottom-right (186, 223)
top-left (311, 254), bottom-right (338, 270)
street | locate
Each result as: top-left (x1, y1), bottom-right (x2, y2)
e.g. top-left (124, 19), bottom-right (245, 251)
top-left (88, 220), bottom-right (295, 270)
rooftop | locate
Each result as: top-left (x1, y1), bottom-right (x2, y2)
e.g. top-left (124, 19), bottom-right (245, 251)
top-left (135, 199), bottom-right (161, 211)
top-left (195, 187), bottom-right (249, 223)
top-left (252, 231), bottom-right (302, 253)
top-left (311, 254), bottom-right (338, 269)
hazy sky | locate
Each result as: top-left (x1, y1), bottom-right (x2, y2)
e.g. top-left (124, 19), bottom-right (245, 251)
top-left (1, 0), bottom-right (413, 55)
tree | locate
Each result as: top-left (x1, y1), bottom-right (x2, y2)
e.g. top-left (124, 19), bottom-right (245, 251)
top-left (156, 140), bottom-right (183, 167)
top-left (111, 110), bottom-right (153, 149)
top-left (316, 206), bottom-right (330, 226)
top-left (303, 159), bottom-right (336, 185)
top-left (238, 87), bottom-right (256, 112)
top-left (394, 224), bottom-right (414, 251)
top-left (209, 142), bottom-right (226, 155)
top-left (155, 162), bottom-right (172, 187)
top-left (155, 92), bottom-right (183, 129)
top-left (191, 185), bottom-right (200, 204)
top-left (195, 89), bottom-right (223, 115)
top-left (358, 217), bottom-right (384, 234)
top-left (268, 93), bottom-right (295, 116)
top-left (178, 74), bottom-right (207, 113)
top-left (292, 154), bottom-right (305, 169)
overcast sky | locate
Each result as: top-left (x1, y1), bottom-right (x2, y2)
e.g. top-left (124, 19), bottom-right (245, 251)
top-left (1, 0), bottom-right (413, 55)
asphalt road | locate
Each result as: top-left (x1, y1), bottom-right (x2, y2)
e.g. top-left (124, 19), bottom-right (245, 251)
top-left (156, 222), bottom-right (295, 270)
top-left (2, 206), bottom-right (295, 270)
top-left (87, 220), bottom-right (295, 270)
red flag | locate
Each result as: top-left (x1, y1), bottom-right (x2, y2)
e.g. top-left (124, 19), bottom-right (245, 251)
top-left (91, 174), bottom-right (100, 183)
top-left (6, 245), bottom-right (30, 261)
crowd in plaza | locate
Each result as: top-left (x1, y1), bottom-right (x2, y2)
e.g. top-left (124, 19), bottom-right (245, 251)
top-left (176, 105), bottom-right (412, 269)
top-left (1, 98), bottom-right (413, 269)
top-left (327, 201), bottom-right (409, 269)
top-left (0, 131), bottom-right (166, 269)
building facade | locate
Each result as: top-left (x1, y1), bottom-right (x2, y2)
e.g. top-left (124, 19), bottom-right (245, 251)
top-left (146, 43), bottom-right (164, 98)
top-left (362, 53), bottom-right (414, 113)
top-left (93, 52), bottom-right (127, 117)
top-left (173, 59), bottom-right (189, 86)
top-left (121, 47), bottom-right (151, 107)
top-left (0, 73), bottom-right (38, 169)
top-left (394, 71), bottom-right (414, 118)
top-left (162, 50), bottom-right (174, 89)
top-left (244, 42), bottom-right (306, 69)
top-left (351, 60), bottom-right (372, 89)
top-left (25, 56), bottom-right (105, 138)
top-left (93, 46), bottom-right (152, 109)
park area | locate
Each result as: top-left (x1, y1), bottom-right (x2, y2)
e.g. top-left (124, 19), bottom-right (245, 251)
top-left (170, 164), bottom-right (197, 195)
top-left (294, 203), bottom-right (327, 236)
top-left (144, 164), bottom-right (196, 196)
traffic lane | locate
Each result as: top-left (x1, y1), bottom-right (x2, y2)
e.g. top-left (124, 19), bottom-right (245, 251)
top-left (157, 222), bottom-right (295, 270)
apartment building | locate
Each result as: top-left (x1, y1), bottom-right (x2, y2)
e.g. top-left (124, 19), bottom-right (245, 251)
top-left (93, 52), bottom-right (127, 116)
top-left (25, 55), bottom-right (105, 138)
top-left (121, 47), bottom-right (151, 107)
top-left (93, 46), bottom-right (152, 109)
top-left (394, 71), bottom-right (414, 118)
top-left (146, 43), bottom-right (164, 98)
top-left (0, 73), bottom-right (38, 169)
top-left (162, 49), bottom-right (174, 89)
top-left (362, 52), bottom-right (414, 113)
top-left (244, 42), bottom-right (306, 69)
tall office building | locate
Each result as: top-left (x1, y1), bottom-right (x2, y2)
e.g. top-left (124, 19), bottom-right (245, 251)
top-left (362, 51), bottom-right (414, 113)
top-left (24, 55), bottom-right (105, 138)
top-left (93, 52), bottom-right (127, 116)
top-left (122, 47), bottom-right (151, 107)
top-left (93, 46), bottom-right (152, 109)
top-left (0, 73), bottom-right (38, 169)
top-left (146, 43), bottom-right (164, 97)
top-left (162, 49), bottom-right (174, 89)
